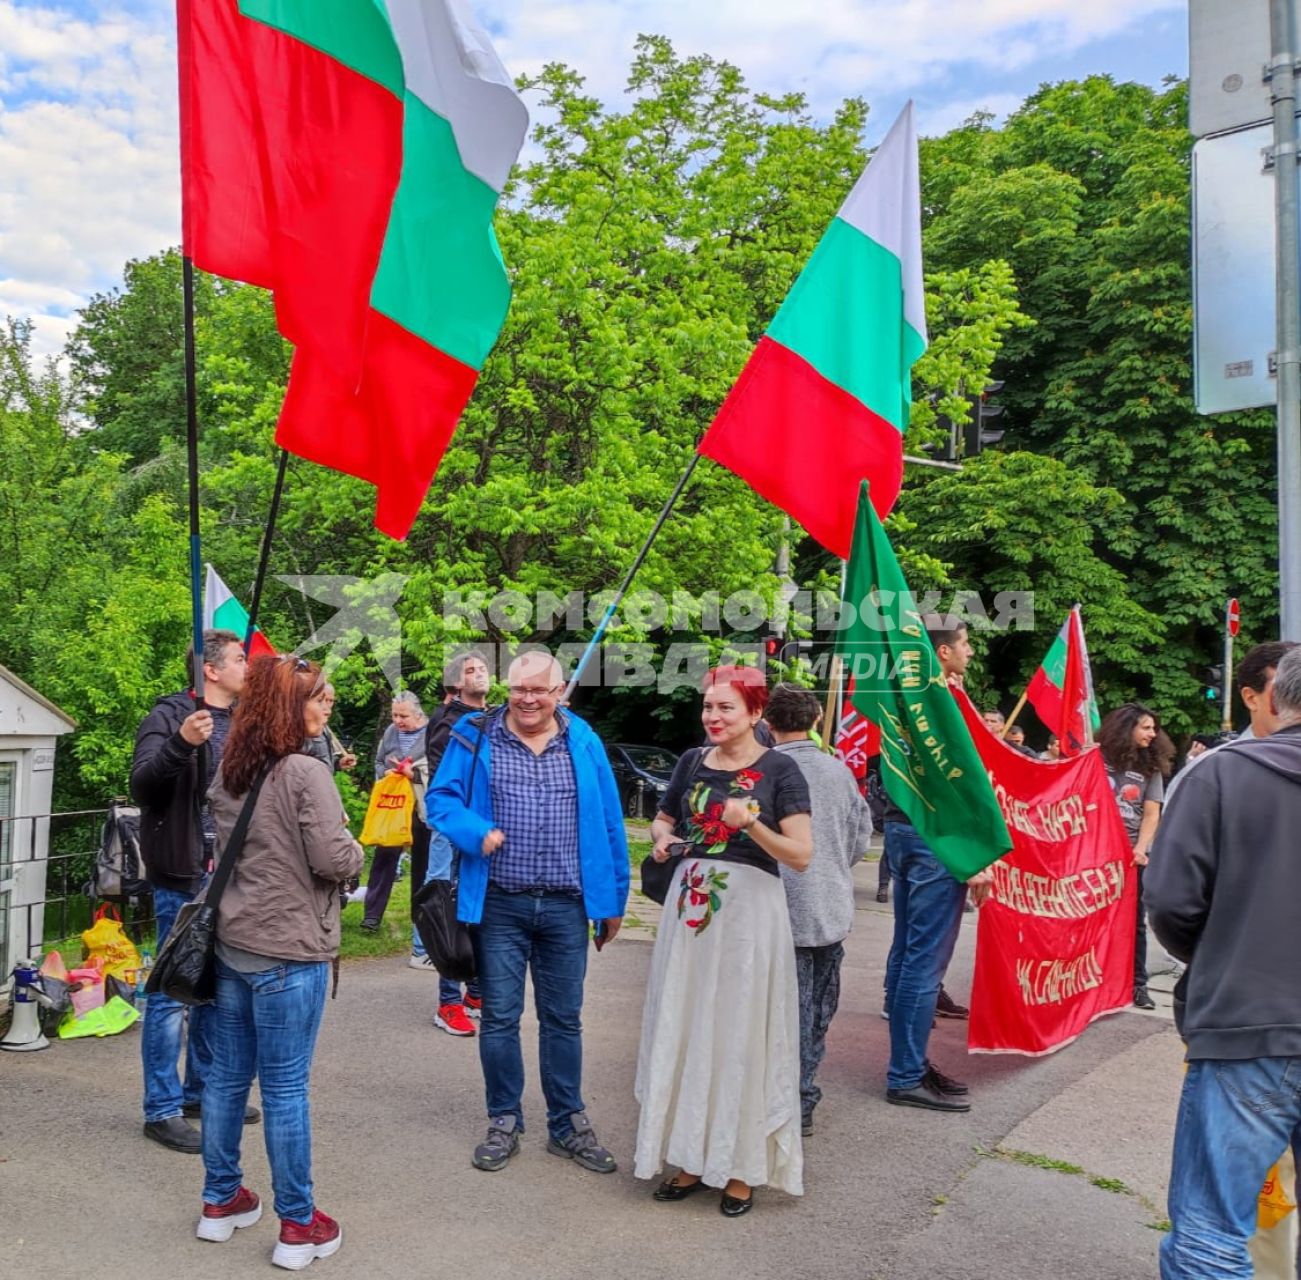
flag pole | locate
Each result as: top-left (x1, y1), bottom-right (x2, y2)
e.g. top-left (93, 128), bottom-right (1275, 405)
top-left (1002, 687), bottom-right (1030, 736)
top-left (243, 448), bottom-right (289, 655)
top-left (561, 450), bottom-right (703, 702)
top-left (822, 559), bottom-right (848, 750)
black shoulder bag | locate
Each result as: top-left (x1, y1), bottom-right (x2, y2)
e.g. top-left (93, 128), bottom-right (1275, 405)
top-left (146, 767), bottom-right (269, 1006)
top-left (639, 747), bottom-right (705, 906)
top-left (412, 715), bottom-right (484, 984)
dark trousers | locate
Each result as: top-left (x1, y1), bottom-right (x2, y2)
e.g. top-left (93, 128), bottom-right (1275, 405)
top-left (1134, 864), bottom-right (1148, 989)
top-left (795, 942), bottom-right (845, 1121)
top-left (409, 823), bottom-right (430, 919)
top-left (877, 847), bottom-right (892, 897)
top-left (364, 824), bottom-right (430, 927)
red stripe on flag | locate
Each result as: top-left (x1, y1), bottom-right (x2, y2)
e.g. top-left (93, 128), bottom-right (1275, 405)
top-left (277, 311), bottom-right (479, 540)
top-left (180, 0), bottom-right (403, 386)
top-left (698, 336), bottom-right (904, 558)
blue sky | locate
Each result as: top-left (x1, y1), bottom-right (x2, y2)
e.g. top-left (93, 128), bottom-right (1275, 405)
top-left (1, 0), bottom-right (1188, 359)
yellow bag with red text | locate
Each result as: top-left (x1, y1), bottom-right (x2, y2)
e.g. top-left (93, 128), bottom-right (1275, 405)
top-left (1259, 1157), bottom-right (1297, 1231)
top-left (359, 773), bottom-right (414, 847)
top-left (81, 904), bottom-right (141, 980)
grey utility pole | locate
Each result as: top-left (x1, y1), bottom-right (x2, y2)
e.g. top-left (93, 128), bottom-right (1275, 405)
top-left (1271, 0), bottom-right (1301, 639)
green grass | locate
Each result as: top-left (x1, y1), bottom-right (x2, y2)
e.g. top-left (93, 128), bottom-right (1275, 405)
top-left (989, 1147), bottom-right (1160, 1219)
top-left (1090, 1175), bottom-right (1132, 1195)
top-left (999, 1149), bottom-right (1085, 1177)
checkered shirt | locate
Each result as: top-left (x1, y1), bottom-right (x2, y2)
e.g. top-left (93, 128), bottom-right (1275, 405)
top-left (486, 709), bottom-right (582, 893)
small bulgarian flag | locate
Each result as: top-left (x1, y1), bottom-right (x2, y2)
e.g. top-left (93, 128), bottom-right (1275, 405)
top-left (203, 565), bottom-right (276, 658)
top-left (699, 102), bottom-right (926, 558)
top-left (1025, 605), bottom-right (1100, 757)
top-left (180, 0), bottom-right (528, 539)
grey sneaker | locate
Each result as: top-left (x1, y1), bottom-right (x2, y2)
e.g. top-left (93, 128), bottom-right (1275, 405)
top-left (472, 1115), bottom-right (520, 1172)
top-left (546, 1112), bottom-right (616, 1173)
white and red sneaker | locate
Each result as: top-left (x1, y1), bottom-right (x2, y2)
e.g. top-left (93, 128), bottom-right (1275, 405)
top-left (434, 1002), bottom-right (477, 1037)
top-left (272, 1208), bottom-right (342, 1271)
top-left (196, 1186), bottom-right (262, 1242)
top-left (463, 993), bottom-right (483, 1020)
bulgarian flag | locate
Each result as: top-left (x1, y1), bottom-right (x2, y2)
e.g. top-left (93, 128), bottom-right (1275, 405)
top-left (203, 565), bottom-right (276, 658)
top-left (179, 1), bottom-right (528, 539)
top-left (699, 102), bottom-right (926, 558)
top-left (1025, 606), bottom-right (1100, 757)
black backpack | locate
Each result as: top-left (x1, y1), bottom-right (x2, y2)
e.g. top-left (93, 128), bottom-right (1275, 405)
top-left (93, 799), bottom-right (151, 901)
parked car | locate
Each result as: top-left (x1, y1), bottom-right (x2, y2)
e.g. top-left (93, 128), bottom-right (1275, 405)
top-left (606, 743), bottom-right (680, 820)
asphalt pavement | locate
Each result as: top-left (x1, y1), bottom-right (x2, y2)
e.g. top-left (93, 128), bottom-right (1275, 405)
top-left (0, 861), bottom-right (1182, 1280)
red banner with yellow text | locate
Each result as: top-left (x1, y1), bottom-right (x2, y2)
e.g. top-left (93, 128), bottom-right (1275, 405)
top-left (955, 691), bottom-right (1137, 1055)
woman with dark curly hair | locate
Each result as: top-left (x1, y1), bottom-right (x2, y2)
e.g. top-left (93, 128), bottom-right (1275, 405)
top-left (635, 665), bottom-right (812, 1218)
top-left (196, 655), bottom-right (363, 1269)
top-left (1097, 702), bottom-right (1173, 1011)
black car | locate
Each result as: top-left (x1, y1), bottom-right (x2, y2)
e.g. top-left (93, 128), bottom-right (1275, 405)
top-left (606, 743), bottom-right (680, 819)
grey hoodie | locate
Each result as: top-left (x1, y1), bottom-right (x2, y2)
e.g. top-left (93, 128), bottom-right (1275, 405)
top-left (775, 740), bottom-right (874, 947)
top-left (1145, 725), bottom-right (1301, 1060)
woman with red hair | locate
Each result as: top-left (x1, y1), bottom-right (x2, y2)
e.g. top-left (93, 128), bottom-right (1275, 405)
top-left (635, 665), bottom-right (813, 1217)
top-left (195, 656), bottom-right (363, 1270)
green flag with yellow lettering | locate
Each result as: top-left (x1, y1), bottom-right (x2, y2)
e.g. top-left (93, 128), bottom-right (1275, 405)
top-left (837, 483), bottom-right (1010, 880)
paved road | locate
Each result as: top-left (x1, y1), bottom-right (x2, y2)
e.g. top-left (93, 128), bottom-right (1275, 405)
top-left (1, 864), bottom-right (1180, 1279)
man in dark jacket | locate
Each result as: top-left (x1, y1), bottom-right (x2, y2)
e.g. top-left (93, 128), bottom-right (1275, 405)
top-left (1146, 645), bottom-right (1301, 1278)
top-left (131, 629), bottom-right (254, 1152)
top-left (415, 651), bottom-right (491, 1034)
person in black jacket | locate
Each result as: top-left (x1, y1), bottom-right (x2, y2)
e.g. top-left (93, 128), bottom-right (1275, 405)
top-left (416, 650), bottom-right (491, 1035)
top-left (1146, 645), bottom-right (1301, 1278)
top-left (131, 628), bottom-right (256, 1153)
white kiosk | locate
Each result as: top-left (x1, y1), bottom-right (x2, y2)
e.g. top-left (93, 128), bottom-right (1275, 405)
top-left (0, 664), bottom-right (76, 992)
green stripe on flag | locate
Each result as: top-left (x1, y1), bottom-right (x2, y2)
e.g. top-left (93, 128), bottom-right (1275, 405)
top-left (767, 217), bottom-right (925, 432)
top-left (240, 0), bottom-right (404, 96)
top-left (1040, 631), bottom-right (1068, 686)
top-left (370, 100), bottom-right (512, 369)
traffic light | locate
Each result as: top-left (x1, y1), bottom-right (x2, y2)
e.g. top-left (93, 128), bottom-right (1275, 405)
top-left (963, 380), bottom-right (1006, 457)
top-left (1204, 664), bottom-right (1224, 700)
top-left (762, 635), bottom-right (781, 660)
top-left (922, 413), bottom-right (959, 463)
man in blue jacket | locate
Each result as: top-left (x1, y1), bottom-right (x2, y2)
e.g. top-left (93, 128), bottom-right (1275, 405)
top-left (429, 650), bottom-right (629, 1176)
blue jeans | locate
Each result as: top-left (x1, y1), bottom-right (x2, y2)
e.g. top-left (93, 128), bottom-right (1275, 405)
top-left (202, 957), bottom-right (329, 1223)
top-left (416, 828), bottom-right (482, 1007)
top-left (1162, 1057), bottom-right (1301, 1278)
top-left (141, 884), bottom-right (214, 1121)
top-left (883, 822), bottom-right (967, 1091)
top-left (473, 885), bottom-right (589, 1141)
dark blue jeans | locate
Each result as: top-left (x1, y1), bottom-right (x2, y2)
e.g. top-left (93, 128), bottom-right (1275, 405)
top-left (1162, 1056), bottom-right (1301, 1278)
top-left (141, 884), bottom-right (214, 1121)
top-left (201, 957), bottom-right (329, 1224)
top-left (883, 821), bottom-right (967, 1091)
top-left (795, 942), bottom-right (845, 1120)
top-left (473, 886), bottom-right (589, 1141)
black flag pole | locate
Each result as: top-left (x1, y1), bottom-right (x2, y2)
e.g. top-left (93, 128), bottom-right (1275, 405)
top-left (182, 253), bottom-right (206, 707)
top-left (243, 448), bottom-right (289, 655)
top-left (561, 450), bottom-right (703, 702)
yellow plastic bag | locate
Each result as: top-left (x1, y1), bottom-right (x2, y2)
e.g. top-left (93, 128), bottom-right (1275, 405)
top-left (1259, 1157), bottom-right (1297, 1231)
top-left (81, 905), bottom-right (142, 980)
top-left (359, 773), bottom-right (415, 847)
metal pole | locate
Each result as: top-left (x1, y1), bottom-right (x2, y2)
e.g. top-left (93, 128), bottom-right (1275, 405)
top-left (561, 451), bottom-right (703, 702)
top-left (243, 448), bottom-right (289, 655)
top-left (182, 254), bottom-right (205, 705)
top-left (1222, 612), bottom-right (1235, 732)
top-left (1270, 0), bottom-right (1301, 639)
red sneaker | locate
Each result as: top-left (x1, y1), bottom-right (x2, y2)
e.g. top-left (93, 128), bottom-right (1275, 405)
top-left (196, 1186), bottom-right (262, 1242)
top-left (434, 1002), bottom-right (477, 1037)
top-left (272, 1209), bottom-right (342, 1271)
top-left (463, 993), bottom-right (483, 1020)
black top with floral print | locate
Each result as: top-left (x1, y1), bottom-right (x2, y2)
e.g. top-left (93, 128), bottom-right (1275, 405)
top-left (660, 747), bottom-right (811, 877)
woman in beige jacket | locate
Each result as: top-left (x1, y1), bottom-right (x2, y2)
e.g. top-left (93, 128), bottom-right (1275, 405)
top-left (195, 655), bottom-right (363, 1270)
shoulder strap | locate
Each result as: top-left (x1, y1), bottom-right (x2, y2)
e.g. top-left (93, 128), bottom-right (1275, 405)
top-left (204, 766), bottom-right (271, 907)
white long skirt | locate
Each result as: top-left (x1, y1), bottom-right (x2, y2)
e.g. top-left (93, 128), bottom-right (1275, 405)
top-left (633, 858), bottom-right (803, 1195)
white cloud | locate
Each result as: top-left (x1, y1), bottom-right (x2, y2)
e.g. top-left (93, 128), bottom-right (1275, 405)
top-left (0, 0), bottom-right (1184, 359)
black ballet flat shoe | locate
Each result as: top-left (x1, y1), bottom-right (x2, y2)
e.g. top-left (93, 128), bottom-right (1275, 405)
top-left (653, 1177), bottom-right (706, 1202)
top-left (720, 1192), bottom-right (754, 1218)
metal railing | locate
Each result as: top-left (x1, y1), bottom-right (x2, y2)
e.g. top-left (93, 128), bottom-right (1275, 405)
top-left (0, 809), bottom-right (156, 964)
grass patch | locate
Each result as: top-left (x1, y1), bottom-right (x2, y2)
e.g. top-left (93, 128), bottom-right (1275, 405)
top-left (1146, 1218), bottom-right (1172, 1233)
top-left (628, 838), bottom-right (651, 867)
top-left (1090, 1175), bottom-right (1132, 1196)
top-left (999, 1149), bottom-right (1085, 1177)
top-left (988, 1147), bottom-right (1160, 1219)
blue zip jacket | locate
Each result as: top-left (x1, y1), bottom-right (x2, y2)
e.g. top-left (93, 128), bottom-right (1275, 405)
top-left (427, 707), bottom-right (630, 925)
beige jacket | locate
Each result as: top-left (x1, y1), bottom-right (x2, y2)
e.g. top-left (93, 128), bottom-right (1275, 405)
top-left (208, 754), bottom-right (364, 963)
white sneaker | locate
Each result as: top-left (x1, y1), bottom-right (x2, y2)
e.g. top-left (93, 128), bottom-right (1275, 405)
top-left (408, 955), bottom-right (436, 971)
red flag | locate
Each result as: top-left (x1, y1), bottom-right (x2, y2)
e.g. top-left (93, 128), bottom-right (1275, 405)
top-left (1025, 606), bottom-right (1099, 757)
top-left (956, 691), bottom-right (1136, 1056)
top-left (833, 675), bottom-right (881, 778)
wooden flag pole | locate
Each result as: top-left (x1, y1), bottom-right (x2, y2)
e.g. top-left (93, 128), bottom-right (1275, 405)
top-left (1002, 687), bottom-right (1030, 736)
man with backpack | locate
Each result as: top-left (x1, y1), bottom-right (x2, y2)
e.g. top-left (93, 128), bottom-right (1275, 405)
top-left (130, 629), bottom-right (257, 1153)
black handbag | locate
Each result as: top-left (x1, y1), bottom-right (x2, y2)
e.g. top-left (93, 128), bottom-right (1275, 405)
top-left (145, 768), bottom-right (268, 1007)
top-left (638, 748), bottom-right (705, 905)
top-left (412, 877), bottom-right (477, 983)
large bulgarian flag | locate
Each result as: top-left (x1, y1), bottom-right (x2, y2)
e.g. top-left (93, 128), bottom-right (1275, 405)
top-left (699, 102), bottom-right (926, 558)
top-left (1025, 605), bottom-right (1100, 757)
top-left (203, 565), bottom-right (276, 658)
top-left (179, 0), bottom-right (528, 539)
